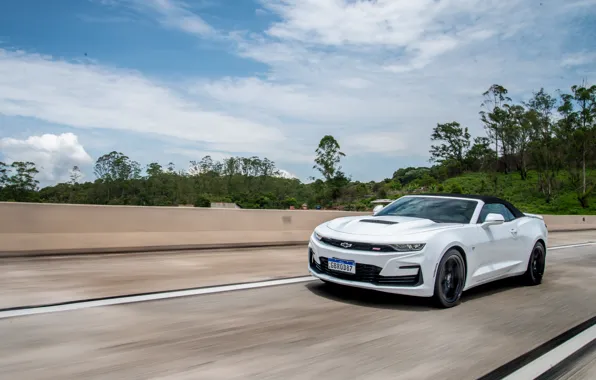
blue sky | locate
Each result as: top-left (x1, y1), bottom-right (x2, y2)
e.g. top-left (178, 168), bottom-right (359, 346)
top-left (1, 0), bottom-right (595, 186)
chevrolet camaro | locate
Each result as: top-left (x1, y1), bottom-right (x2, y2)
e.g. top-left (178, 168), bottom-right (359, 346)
top-left (308, 194), bottom-right (548, 308)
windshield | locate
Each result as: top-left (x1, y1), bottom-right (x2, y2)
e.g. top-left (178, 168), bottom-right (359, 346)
top-left (374, 196), bottom-right (478, 224)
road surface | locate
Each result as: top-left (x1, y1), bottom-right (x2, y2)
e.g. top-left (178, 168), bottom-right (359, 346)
top-left (0, 232), bottom-right (595, 379)
top-left (1, 230), bottom-right (594, 309)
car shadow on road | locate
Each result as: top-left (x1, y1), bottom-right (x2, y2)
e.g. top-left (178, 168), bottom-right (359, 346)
top-left (305, 281), bottom-right (433, 312)
top-left (460, 277), bottom-right (526, 303)
top-left (305, 276), bottom-right (526, 311)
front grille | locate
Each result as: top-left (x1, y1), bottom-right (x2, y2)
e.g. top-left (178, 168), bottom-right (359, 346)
top-left (309, 250), bottom-right (421, 286)
top-left (320, 236), bottom-right (395, 252)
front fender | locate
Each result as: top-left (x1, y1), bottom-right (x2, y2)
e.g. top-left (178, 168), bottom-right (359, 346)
top-left (420, 230), bottom-right (473, 285)
top-left (420, 225), bottom-right (478, 287)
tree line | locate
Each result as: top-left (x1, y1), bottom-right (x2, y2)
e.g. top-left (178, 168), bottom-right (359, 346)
top-left (1, 81), bottom-right (595, 212)
top-left (428, 82), bottom-right (596, 208)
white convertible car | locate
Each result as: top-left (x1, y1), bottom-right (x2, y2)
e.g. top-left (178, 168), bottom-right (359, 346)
top-left (308, 194), bottom-right (548, 308)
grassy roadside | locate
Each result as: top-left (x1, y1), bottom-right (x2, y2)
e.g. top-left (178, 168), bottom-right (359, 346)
top-left (442, 171), bottom-right (596, 215)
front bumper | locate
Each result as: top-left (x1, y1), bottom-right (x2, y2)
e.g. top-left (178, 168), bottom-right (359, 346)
top-left (308, 237), bottom-right (435, 297)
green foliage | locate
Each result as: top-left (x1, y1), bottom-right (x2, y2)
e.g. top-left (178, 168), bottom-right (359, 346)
top-left (69, 166), bottom-right (82, 184)
top-left (313, 135), bottom-right (345, 181)
top-left (0, 161), bottom-right (40, 202)
top-left (194, 195), bottom-right (211, 208)
top-left (443, 171), bottom-right (596, 214)
top-left (447, 182), bottom-right (463, 194)
top-left (94, 151), bottom-right (141, 182)
top-left (429, 121), bottom-right (471, 172)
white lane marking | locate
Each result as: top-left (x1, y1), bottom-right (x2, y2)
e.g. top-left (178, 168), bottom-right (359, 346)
top-left (0, 276), bottom-right (316, 320)
top-left (0, 241), bottom-right (593, 320)
top-left (502, 323), bottom-right (596, 380)
top-left (549, 242), bottom-right (596, 250)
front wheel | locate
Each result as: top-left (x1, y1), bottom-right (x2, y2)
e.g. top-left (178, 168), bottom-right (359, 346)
top-left (523, 241), bottom-right (546, 285)
top-left (432, 249), bottom-right (466, 308)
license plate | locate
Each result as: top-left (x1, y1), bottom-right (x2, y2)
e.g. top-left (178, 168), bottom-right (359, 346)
top-left (328, 258), bottom-right (356, 274)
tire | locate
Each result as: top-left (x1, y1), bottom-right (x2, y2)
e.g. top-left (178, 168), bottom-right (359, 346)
top-left (522, 241), bottom-right (546, 286)
top-left (432, 248), bottom-right (466, 308)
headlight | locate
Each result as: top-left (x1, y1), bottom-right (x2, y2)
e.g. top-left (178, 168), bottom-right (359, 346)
top-left (388, 243), bottom-right (426, 252)
top-left (313, 231), bottom-right (323, 241)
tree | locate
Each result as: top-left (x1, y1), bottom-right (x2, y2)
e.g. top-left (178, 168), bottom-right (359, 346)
top-left (525, 88), bottom-right (559, 202)
top-left (0, 162), bottom-right (8, 188)
top-left (94, 151), bottom-right (141, 181)
top-left (146, 162), bottom-right (164, 177)
top-left (557, 91), bottom-right (582, 187)
top-left (69, 166), bottom-right (83, 184)
top-left (429, 121), bottom-right (471, 172)
top-left (327, 170), bottom-right (351, 201)
top-left (571, 84), bottom-right (596, 199)
top-left (313, 135), bottom-right (346, 181)
top-left (505, 104), bottom-right (533, 179)
top-left (166, 162), bottom-right (176, 174)
top-left (222, 157), bottom-right (241, 177)
top-left (0, 161), bottom-right (40, 201)
top-left (200, 155), bottom-right (215, 174)
top-left (464, 137), bottom-right (494, 172)
top-left (557, 83), bottom-right (596, 207)
top-left (260, 158), bottom-right (278, 177)
top-left (392, 167), bottom-right (432, 186)
top-left (9, 161), bottom-right (39, 192)
top-left (194, 195), bottom-right (211, 207)
top-left (480, 84), bottom-right (512, 172)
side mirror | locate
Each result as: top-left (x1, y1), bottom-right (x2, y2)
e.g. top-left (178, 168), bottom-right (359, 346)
top-left (482, 213), bottom-right (505, 228)
top-left (372, 205), bottom-right (384, 215)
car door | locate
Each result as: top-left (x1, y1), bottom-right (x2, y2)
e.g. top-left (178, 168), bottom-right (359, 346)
top-left (473, 203), bottom-right (522, 281)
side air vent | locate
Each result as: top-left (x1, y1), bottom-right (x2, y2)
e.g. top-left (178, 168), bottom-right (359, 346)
top-left (359, 219), bottom-right (398, 225)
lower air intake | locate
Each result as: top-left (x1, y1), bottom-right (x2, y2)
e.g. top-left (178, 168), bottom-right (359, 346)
top-left (309, 251), bottom-right (422, 287)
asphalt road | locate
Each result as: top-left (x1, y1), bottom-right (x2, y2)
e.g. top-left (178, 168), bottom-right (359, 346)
top-left (0, 240), bottom-right (595, 379)
top-left (1, 230), bottom-right (594, 310)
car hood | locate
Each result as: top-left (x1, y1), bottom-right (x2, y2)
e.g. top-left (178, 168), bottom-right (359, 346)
top-left (324, 215), bottom-right (463, 237)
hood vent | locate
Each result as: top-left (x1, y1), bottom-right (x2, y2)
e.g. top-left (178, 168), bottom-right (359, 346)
top-left (359, 219), bottom-right (398, 225)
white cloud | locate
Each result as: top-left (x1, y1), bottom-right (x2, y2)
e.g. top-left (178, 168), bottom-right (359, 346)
top-left (3, 0), bottom-right (596, 183)
top-left (126, 0), bottom-right (215, 36)
top-left (0, 48), bottom-right (288, 155)
top-left (0, 133), bottom-right (93, 182)
top-left (561, 52), bottom-right (596, 68)
top-left (343, 131), bottom-right (411, 156)
top-left (275, 169), bottom-right (298, 179)
top-left (150, 0), bottom-right (214, 36)
top-left (195, 76), bottom-right (385, 124)
top-left (260, 0), bottom-right (484, 47)
top-left (384, 35), bottom-right (461, 73)
top-left (255, 8), bottom-right (269, 17)
top-left (336, 77), bottom-right (371, 89)
top-left (209, 0), bottom-right (596, 153)
top-left (166, 148), bottom-right (231, 163)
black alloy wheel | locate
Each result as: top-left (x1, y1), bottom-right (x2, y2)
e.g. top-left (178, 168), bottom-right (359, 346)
top-left (523, 241), bottom-right (546, 285)
top-left (433, 248), bottom-right (466, 308)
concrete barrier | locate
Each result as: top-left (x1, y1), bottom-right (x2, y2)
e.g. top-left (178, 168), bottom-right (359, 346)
top-left (542, 215), bottom-right (596, 226)
top-left (0, 202), bottom-right (594, 256)
top-left (0, 202), bottom-right (368, 255)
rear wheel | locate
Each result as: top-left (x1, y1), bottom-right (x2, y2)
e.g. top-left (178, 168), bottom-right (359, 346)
top-left (433, 249), bottom-right (466, 308)
top-left (523, 241), bottom-right (546, 285)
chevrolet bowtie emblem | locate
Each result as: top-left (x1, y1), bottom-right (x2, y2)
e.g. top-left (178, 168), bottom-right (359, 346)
top-left (340, 242), bottom-right (353, 248)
